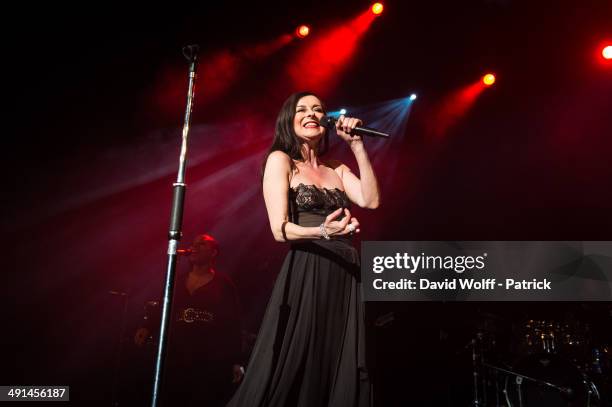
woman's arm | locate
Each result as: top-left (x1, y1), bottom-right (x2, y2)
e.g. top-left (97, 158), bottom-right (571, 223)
top-left (263, 151), bottom-right (358, 242)
top-left (334, 116), bottom-right (381, 209)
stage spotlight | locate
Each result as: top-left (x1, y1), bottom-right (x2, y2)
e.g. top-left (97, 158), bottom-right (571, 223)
top-left (482, 73), bottom-right (496, 86)
top-left (371, 2), bottom-right (384, 15)
top-left (603, 45), bottom-right (612, 60)
top-left (296, 25), bottom-right (310, 38)
top-left (409, 94), bottom-right (417, 101)
top-left (339, 108), bottom-right (347, 115)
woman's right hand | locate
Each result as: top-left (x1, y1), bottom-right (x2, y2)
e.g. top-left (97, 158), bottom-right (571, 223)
top-left (322, 208), bottom-right (360, 237)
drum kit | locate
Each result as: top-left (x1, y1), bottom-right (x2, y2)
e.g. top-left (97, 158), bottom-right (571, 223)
top-left (468, 317), bottom-right (610, 407)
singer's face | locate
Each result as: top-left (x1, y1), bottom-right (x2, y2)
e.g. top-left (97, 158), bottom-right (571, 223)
top-left (293, 95), bottom-right (326, 142)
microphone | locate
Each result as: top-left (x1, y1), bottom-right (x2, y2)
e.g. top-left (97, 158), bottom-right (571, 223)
top-left (177, 248), bottom-right (192, 255)
top-left (319, 116), bottom-right (390, 138)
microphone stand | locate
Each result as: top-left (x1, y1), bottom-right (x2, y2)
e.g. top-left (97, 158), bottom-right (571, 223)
top-left (150, 44), bottom-right (199, 407)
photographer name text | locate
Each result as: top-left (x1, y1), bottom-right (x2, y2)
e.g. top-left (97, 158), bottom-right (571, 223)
top-left (372, 278), bottom-right (551, 291)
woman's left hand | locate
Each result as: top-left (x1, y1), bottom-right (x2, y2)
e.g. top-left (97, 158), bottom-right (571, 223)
top-left (335, 115), bottom-right (363, 144)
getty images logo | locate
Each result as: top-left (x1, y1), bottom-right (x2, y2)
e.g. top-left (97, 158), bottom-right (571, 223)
top-left (372, 252), bottom-right (488, 274)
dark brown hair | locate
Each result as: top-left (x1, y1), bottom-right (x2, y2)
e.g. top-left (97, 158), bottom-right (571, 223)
top-left (261, 91), bottom-right (329, 177)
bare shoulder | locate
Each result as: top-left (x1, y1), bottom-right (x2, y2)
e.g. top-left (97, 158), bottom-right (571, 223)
top-left (267, 150), bottom-right (292, 164)
top-left (265, 151), bottom-right (292, 172)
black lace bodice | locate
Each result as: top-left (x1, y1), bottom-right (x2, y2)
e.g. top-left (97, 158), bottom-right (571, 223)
top-left (289, 183), bottom-right (350, 216)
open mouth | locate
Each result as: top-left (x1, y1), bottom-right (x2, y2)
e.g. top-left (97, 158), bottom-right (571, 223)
top-left (303, 120), bottom-right (319, 128)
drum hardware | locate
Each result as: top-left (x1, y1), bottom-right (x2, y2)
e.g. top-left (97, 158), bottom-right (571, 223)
top-left (482, 361), bottom-right (573, 406)
top-left (514, 376), bottom-right (523, 407)
top-left (521, 319), bottom-right (589, 357)
top-left (471, 337), bottom-right (482, 407)
top-left (481, 357), bottom-right (600, 407)
top-left (468, 319), bottom-right (602, 407)
top-left (590, 344), bottom-right (610, 376)
top-left (466, 310), bottom-right (608, 406)
top-left (468, 332), bottom-right (494, 407)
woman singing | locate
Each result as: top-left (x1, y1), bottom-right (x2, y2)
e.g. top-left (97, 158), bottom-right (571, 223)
top-left (227, 91), bottom-right (380, 407)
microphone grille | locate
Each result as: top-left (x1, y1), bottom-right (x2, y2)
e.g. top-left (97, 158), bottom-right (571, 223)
top-left (319, 116), bottom-right (335, 129)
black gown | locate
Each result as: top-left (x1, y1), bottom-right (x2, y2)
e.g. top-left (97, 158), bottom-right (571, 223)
top-left (227, 184), bottom-right (372, 407)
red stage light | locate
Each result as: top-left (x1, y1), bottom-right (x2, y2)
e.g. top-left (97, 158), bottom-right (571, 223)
top-left (371, 3), bottom-right (384, 15)
top-left (288, 11), bottom-right (375, 93)
top-left (603, 45), bottom-right (612, 60)
top-left (482, 73), bottom-right (496, 86)
top-left (296, 25), bottom-right (310, 38)
top-left (428, 80), bottom-right (485, 139)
